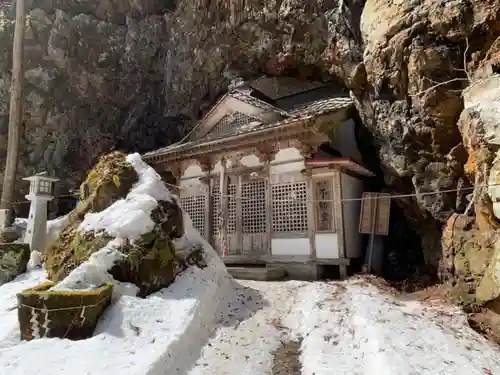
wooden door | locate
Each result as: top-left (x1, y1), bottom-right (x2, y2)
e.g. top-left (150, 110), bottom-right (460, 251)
top-left (240, 177), bottom-right (268, 254)
top-left (210, 177), bottom-right (238, 254)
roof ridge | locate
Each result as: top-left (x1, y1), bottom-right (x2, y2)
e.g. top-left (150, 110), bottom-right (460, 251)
top-left (228, 90), bottom-right (289, 116)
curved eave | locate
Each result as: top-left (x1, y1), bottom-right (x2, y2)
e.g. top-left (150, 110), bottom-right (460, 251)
top-left (144, 105), bottom-right (353, 165)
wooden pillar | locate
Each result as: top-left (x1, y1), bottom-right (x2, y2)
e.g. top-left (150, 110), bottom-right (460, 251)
top-left (0, 0), bottom-right (25, 215)
top-left (200, 176), bottom-right (211, 242)
top-left (235, 173), bottom-right (242, 255)
top-left (199, 159), bottom-right (212, 243)
top-left (219, 157), bottom-right (229, 257)
top-left (305, 166), bottom-right (316, 260)
top-left (333, 170), bottom-right (347, 278)
top-left (257, 145), bottom-right (276, 259)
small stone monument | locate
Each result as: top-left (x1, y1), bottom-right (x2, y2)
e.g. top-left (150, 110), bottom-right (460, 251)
top-left (0, 208), bottom-right (19, 243)
top-left (23, 172), bottom-right (59, 252)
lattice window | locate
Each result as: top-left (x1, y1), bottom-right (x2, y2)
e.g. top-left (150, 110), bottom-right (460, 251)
top-left (210, 112), bottom-right (260, 139)
top-left (180, 195), bottom-right (206, 236)
top-left (211, 180), bottom-right (236, 235)
top-left (241, 180), bottom-right (267, 234)
top-left (271, 182), bottom-right (308, 233)
top-left (314, 179), bottom-right (335, 232)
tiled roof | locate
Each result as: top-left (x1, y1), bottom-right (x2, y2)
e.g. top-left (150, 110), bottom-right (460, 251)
top-left (144, 95), bottom-right (353, 157)
top-left (287, 97), bottom-right (354, 118)
top-left (249, 76), bottom-right (329, 100)
top-left (184, 90), bottom-right (286, 142)
top-left (229, 90), bottom-right (288, 115)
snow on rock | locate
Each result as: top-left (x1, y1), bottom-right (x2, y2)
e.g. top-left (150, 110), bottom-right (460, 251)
top-left (78, 153), bottom-right (170, 241)
top-left (13, 215), bottom-right (69, 245)
top-left (0, 213), bottom-right (232, 375)
top-left (52, 153), bottom-right (179, 293)
top-left (50, 238), bottom-right (127, 292)
top-left (27, 251), bottom-right (43, 270)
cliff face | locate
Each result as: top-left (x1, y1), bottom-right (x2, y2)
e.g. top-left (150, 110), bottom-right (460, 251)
top-left (0, 1), bottom-right (190, 206)
top-left (1, 0), bottom-right (500, 285)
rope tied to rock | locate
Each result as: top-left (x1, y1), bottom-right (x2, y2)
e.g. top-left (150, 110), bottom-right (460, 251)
top-left (17, 300), bottom-right (104, 312)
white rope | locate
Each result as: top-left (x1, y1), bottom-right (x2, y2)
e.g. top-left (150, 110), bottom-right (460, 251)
top-left (18, 301), bottom-right (104, 312)
top-left (165, 180), bottom-right (500, 203)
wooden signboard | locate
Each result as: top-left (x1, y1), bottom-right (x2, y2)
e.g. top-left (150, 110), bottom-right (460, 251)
top-left (359, 192), bottom-right (391, 236)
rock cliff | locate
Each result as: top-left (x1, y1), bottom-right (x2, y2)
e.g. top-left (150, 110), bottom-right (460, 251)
top-left (1, 0), bottom-right (500, 286)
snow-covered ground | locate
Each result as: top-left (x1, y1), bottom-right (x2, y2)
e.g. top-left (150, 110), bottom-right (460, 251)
top-left (188, 279), bottom-right (500, 375)
top-left (1, 273), bottom-right (500, 374)
top-left (2, 152), bottom-right (500, 374)
top-left (0, 252), bottom-right (231, 375)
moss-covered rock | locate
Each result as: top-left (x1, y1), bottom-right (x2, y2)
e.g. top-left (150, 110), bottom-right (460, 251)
top-left (0, 243), bottom-right (30, 285)
top-left (442, 213), bottom-right (500, 307)
top-left (43, 151), bottom-right (189, 297)
top-left (17, 282), bottom-right (112, 341)
top-left (70, 151), bottom-right (139, 224)
top-left (476, 240), bottom-right (500, 306)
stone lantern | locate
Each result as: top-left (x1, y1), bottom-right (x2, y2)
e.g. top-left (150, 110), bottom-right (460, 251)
top-left (23, 172), bottom-right (59, 252)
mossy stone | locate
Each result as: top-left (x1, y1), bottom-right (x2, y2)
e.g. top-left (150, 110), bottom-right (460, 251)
top-left (17, 282), bottom-right (113, 341)
top-left (0, 243), bottom-right (30, 284)
top-left (43, 151), bottom-right (188, 297)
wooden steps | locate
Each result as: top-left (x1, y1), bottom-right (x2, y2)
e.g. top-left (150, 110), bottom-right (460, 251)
top-left (226, 266), bottom-right (286, 281)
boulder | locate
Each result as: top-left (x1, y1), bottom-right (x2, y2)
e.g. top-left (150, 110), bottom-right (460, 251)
top-left (0, 243), bottom-right (30, 285)
top-left (476, 241), bottom-right (500, 307)
top-left (43, 151), bottom-right (191, 297)
top-left (441, 213), bottom-right (500, 307)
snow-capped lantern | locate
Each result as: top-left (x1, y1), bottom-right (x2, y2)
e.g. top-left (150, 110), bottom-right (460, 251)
top-left (23, 172), bottom-right (59, 253)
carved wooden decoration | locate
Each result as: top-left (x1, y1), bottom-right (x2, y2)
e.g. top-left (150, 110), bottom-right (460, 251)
top-left (299, 142), bottom-right (319, 159)
top-left (197, 157), bottom-right (213, 174)
top-left (255, 143), bottom-right (277, 163)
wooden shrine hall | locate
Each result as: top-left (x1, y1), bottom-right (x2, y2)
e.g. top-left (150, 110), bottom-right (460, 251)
top-left (143, 76), bottom-right (374, 279)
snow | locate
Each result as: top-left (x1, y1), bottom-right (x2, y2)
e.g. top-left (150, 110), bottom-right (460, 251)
top-left (0, 213), bottom-right (232, 375)
top-left (287, 281), bottom-right (500, 375)
top-left (50, 238), bottom-right (127, 292)
top-left (54, 153), bottom-right (178, 292)
top-left (1, 153), bottom-right (500, 374)
top-left (187, 279), bottom-right (500, 375)
top-left (1, 271), bottom-right (500, 374)
top-left (13, 215), bottom-right (69, 244)
top-left (78, 153), bottom-right (171, 241)
top-left (27, 251), bottom-right (43, 270)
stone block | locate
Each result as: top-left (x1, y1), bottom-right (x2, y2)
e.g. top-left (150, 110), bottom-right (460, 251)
top-left (17, 282), bottom-right (113, 341)
top-left (0, 243), bottom-right (30, 284)
top-left (0, 209), bottom-right (12, 228)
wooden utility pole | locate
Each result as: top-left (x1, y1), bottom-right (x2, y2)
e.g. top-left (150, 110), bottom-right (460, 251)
top-left (0, 0), bottom-right (26, 217)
